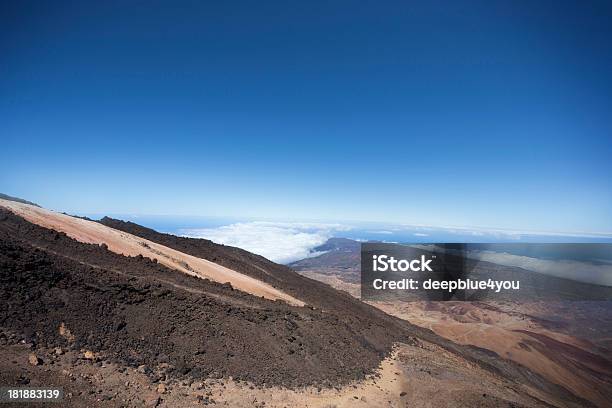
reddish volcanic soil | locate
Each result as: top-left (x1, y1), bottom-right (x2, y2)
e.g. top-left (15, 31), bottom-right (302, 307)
top-left (0, 200), bottom-right (594, 407)
top-left (291, 239), bottom-right (612, 407)
top-left (0, 199), bottom-right (302, 305)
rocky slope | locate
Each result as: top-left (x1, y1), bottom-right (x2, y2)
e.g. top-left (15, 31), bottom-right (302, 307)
top-left (0, 200), bottom-right (591, 407)
top-left (292, 238), bottom-right (612, 407)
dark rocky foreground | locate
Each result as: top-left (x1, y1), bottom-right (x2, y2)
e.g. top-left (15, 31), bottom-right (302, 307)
top-left (0, 208), bottom-right (404, 387)
top-left (96, 217), bottom-right (592, 404)
top-left (0, 209), bottom-right (590, 406)
top-left (98, 217), bottom-right (369, 311)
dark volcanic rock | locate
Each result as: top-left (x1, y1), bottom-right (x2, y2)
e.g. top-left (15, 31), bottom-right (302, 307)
top-left (0, 209), bottom-right (405, 388)
top-left (98, 218), bottom-right (366, 310)
top-left (0, 208), bottom-right (589, 404)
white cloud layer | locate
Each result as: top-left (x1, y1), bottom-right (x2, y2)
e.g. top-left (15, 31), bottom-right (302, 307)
top-left (412, 245), bottom-right (612, 286)
top-left (402, 223), bottom-right (612, 240)
top-left (469, 251), bottom-right (612, 286)
top-left (180, 221), bottom-right (350, 264)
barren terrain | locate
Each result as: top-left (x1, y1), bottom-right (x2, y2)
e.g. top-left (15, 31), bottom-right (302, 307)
top-left (0, 339), bottom-right (563, 408)
top-left (0, 199), bottom-right (302, 305)
top-left (292, 239), bottom-right (612, 407)
top-left (0, 199), bottom-right (595, 407)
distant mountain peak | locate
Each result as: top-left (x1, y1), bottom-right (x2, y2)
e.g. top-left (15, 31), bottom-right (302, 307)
top-left (0, 193), bottom-right (40, 207)
top-left (312, 237), bottom-right (361, 252)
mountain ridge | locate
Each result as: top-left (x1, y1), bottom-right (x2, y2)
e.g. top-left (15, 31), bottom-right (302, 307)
top-left (0, 200), bottom-right (591, 407)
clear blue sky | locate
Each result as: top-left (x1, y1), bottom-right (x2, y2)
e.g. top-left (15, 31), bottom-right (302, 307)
top-left (1, 1), bottom-right (611, 233)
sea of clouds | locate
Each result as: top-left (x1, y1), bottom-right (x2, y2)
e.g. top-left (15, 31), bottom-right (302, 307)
top-left (468, 250), bottom-right (612, 286)
top-left (180, 221), bottom-right (351, 264)
top-left (414, 244), bottom-right (612, 286)
top-left (178, 219), bottom-right (612, 285)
